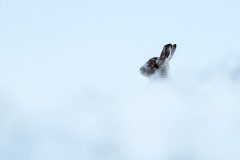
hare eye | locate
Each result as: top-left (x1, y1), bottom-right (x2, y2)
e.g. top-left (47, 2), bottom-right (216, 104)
top-left (148, 61), bottom-right (154, 65)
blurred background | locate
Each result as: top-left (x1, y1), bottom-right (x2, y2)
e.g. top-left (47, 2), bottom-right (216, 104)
top-left (1, 0), bottom-right (240, 160)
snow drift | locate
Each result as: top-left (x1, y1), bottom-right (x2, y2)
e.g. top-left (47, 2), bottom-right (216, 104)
top-left (1, 54), bottom-right (240, 160)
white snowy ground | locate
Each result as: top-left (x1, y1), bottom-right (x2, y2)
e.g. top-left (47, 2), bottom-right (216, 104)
top-left (1, 52), bottom-right (240, 160)
top-left (1, 0), bottom-right (240, 160)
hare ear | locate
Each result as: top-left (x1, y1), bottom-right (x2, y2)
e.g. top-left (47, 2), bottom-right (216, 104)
top-left (169, 44), bottom-right (177, 60)
top-left (160, 44), bottom-right (172, 60)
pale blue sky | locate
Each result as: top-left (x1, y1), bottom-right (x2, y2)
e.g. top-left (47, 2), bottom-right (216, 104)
top-left (1, 0), bottom-right (240, 68)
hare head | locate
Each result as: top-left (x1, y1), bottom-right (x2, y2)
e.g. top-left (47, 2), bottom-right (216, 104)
top-left (140, 44), bottom-right (177, 78)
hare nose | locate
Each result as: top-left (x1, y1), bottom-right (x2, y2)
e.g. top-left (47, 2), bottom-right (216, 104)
top-left (140, 67), bottom-right (146, 72)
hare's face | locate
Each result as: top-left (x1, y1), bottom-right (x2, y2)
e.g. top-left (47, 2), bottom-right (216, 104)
top-left (140, 44), bottom-right (177, 78)
top-left (140, 57), bottom-right (159, 77)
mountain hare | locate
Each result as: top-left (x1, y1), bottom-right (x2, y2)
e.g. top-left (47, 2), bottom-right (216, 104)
top-left (140, 44), bottom-right (177, 78)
